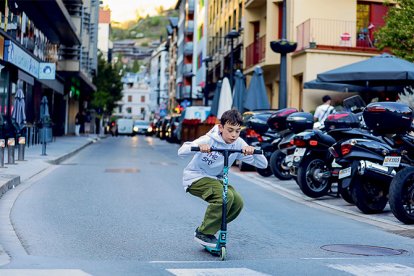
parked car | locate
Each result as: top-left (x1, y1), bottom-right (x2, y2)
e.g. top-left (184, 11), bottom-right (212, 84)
top-left (133, 120), bottom-right (150, 135)
top-left (159, 117), bottom-right (170, 140)
top-left (166, 115), bottom-right (182, 143)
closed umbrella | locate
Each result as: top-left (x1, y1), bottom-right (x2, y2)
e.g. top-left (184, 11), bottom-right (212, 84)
top-left (217, 77), bottom-right (233, 119)
top-left (210, 80), bottom-right (222, 117)
top-left (244, 66), bottom-right (270, 111)
top-left (11, 88), bottom-right (26, 132)
top-left (232, 70), bottom-right (246, 113)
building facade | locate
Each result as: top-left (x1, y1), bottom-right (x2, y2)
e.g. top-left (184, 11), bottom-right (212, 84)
top-left (98, 6), bottom-right (112, 62)
top-left (149, 42), bottom-right (169, 118)
top-left (243, 0), bottom-right (389, 112)
top-left (114, 72), bottom-right (151, 121)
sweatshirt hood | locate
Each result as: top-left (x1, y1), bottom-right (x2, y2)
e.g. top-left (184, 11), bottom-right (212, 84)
top-left (206, 125), bottom-right (225, 143)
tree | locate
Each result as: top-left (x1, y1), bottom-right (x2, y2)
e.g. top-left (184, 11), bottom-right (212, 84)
top-left (375, 0), bottom-right (414, 62)
top-left (155, 5), bottom-right (165, 15)
top-left (92, 53), bottom-right (123, 115)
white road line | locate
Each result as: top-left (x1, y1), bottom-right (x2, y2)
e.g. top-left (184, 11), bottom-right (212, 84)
top-left (0, 269), bottom-right (91, 276)
top-left (150, 261), bottom-right (222, 263)
top-left (328, 263), bottom-right (414, 276)
top-left (166, 268), bottom-right (270, 276)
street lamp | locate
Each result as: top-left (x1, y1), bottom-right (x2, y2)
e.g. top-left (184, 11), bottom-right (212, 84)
top-left (225, 29), bottom-right (240, 89)
top-left (202, 56), bottom-right (213, 106)
top-left (270, 0), bottom-right (297, 108)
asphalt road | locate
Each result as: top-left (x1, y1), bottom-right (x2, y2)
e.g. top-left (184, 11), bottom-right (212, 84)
top-left (1, 136), bottom-right (414, 275)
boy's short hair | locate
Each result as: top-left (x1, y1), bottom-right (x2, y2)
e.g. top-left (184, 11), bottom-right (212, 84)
top-left (220, 109), bottom-right (243, 126)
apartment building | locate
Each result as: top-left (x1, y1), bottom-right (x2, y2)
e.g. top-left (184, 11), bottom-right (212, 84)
top-left (0, 0), bottom-right (98, 137)
top-left (98, 6), bottom-right (112, 62)
top-left (207, 0), bottom-right (244, 85)
top-left (114, 72), bottom-right (151, 121)
top-left (167, 17), bottom-right (179, 111)
top-left (244, 0), bottom-right (389, 112)
top-left (149, 42), bottom-right (169, 118)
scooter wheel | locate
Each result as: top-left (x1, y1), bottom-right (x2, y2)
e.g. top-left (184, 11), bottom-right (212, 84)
top-left (220, 247), bottom-right (227, 261)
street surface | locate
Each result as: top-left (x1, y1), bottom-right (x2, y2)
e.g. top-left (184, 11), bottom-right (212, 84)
top-left (1, 136), bottom-right (414, 275)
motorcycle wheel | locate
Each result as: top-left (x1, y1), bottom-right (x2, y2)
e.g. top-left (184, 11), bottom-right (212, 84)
top-left (256, 166), bottom-right (273, 177)
top-left (297, 156), bottom-right (332, 198)
top-left (337, 180), bottom-right (354, 204)
top-left (352, 175), bottom-right (388, 214)
top-left (269, 150), bottom-right (293, 180)
top-left (389, 167), bottom-right (414, 224)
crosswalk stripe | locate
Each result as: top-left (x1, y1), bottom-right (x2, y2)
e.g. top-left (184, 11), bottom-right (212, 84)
top-left (328, 263), bottom-right (414, 275)
top-left (167, 268), bottom-right (270, 276)
top-left (0, 270), bottom-right (91, 276)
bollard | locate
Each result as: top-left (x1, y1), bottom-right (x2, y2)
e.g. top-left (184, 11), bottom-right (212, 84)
top-left (0, 139), bottom-right (5, 168)
top-left (18, 136), bottom-right (26, 161)
top-left (7, 138), bottom-right (15, 164)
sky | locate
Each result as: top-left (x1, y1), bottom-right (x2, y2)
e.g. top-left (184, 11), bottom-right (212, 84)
top-left (104, 0), bottom-right (177, 22)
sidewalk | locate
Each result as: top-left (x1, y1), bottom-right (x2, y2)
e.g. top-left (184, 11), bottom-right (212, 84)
top-left (0, 135), bottom-right (101, 198)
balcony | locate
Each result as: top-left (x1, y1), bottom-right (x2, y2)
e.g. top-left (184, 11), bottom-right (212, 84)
top-left (245, 35), bottom-right (266, 69)
top-left (184, 42), bottom-right (193, 56)
top-left (183, 63), bottom-right (193, 76)
top-left (185, 20), bottom-right (194, 35)
top-left (182, 85), bottom-right (192, 98)
top-left (188, 0), bottom-right (195, 14)
top-left (296, 18), bottom-right (378, 51)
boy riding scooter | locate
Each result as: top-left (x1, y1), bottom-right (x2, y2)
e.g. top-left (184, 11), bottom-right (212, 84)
top-left (178, 110), bottom-right (268, 250)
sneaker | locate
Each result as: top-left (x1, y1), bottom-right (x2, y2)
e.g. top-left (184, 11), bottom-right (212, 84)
top-left (194, 228), bottom-right (218, 247)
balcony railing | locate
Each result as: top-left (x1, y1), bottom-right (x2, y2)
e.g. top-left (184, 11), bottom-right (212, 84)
top-left (182, 85), bottom-right (191, 98)
top-left (184, 42), bottom-right (193, 56)
top-left (245, 35), bottom-right (266, 68)
top-left (188, 0), bottom-right (195, 14)
top-left (183, 63), bottom-right (193, 76)
top-left (185, 20), bottom-right (194, 35)
top-left (296, 18), bottom-right (378, 51)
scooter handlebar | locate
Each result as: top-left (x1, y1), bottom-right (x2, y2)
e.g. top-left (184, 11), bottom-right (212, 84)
top-left (190, 146), bottom-right (263, 155)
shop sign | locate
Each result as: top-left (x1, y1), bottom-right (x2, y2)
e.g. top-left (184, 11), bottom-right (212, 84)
top-left (4, 40), bottom-right (39, 78)
top-left (39, 63), bottom-right (56, 80)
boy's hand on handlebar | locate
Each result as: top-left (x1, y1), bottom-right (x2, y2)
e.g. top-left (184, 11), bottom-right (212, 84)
top-left (198, 144), bottom-right (211, 153)
top-left (242, 145), bottom-right (255, 155)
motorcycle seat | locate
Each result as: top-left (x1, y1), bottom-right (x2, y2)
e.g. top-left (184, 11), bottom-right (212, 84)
top-left (314, 129), bottom-right (336, 146)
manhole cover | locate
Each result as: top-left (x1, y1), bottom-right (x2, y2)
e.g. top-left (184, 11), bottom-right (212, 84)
top-left (150, 161), bottom-right (178, 166)
top-left (105, 168), bottom-right (140, 173)
top-left (321, 244), bottom-right (405, 256)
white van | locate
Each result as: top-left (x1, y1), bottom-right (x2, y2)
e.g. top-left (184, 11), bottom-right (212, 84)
top-left (116, 118), bottom-right (134, 135)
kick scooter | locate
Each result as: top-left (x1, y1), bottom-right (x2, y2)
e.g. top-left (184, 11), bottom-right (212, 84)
top-left (191, 146), bottom-right (262, 260)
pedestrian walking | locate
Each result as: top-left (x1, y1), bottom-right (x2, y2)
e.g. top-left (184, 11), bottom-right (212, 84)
top-left (314, 95), bottom-right (335, 124)
top-left (178, 109), bottom-right (268, 247)
top-left (75, 111), bottom-right (83, 136)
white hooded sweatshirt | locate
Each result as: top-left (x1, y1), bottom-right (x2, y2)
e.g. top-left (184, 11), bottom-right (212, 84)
top-left (178, 125), bottom-right (268, 191)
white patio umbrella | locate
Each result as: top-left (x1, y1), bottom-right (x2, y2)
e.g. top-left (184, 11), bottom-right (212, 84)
top-left (217, 77), bottom-right (233, 119)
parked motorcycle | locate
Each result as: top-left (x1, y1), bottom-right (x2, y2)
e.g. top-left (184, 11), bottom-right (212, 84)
top-left (266, 108), bottom-right (298, 180)
top-left (291, 112), bottom-right (380, 199)
top-left (332, 102), bottom-right (414, 214)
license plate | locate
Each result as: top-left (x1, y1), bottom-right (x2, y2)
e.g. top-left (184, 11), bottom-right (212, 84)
top-left (338, 167), bottom-right (352, 179)
top-left (294, 148), bottom-right (306, 157)
top-left (285, 154), bottom-right (293, 163)
top-left (382, 156), bottom-right (401, 167)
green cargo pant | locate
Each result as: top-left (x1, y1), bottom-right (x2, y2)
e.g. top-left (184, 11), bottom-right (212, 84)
top-left (188, 177), bottom-right (244, 235)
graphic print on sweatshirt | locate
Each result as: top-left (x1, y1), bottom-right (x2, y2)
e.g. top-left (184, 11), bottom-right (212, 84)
top-left (201, 151), bottom-right (220, 166)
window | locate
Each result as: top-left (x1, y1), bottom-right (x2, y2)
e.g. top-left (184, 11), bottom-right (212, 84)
top-left (126, 107), bottom-right (132, 114)
top-left (356, 2), bottom-right (389, 47)
top-left (128, 95), bottom-right (132, 102)
top-left (141, 95), bottom-right (145, 102)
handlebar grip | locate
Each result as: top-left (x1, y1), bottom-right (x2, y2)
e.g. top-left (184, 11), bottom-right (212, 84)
top-left (253, 149), bottom-right (263, 155)
top-left (191, 146), bottom-right (200, 151)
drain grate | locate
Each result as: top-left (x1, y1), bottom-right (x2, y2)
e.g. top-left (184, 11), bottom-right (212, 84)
top-left (321, 244), bottom-right (406, 256)
top-left (105, 168), bottom-right (140, 173)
